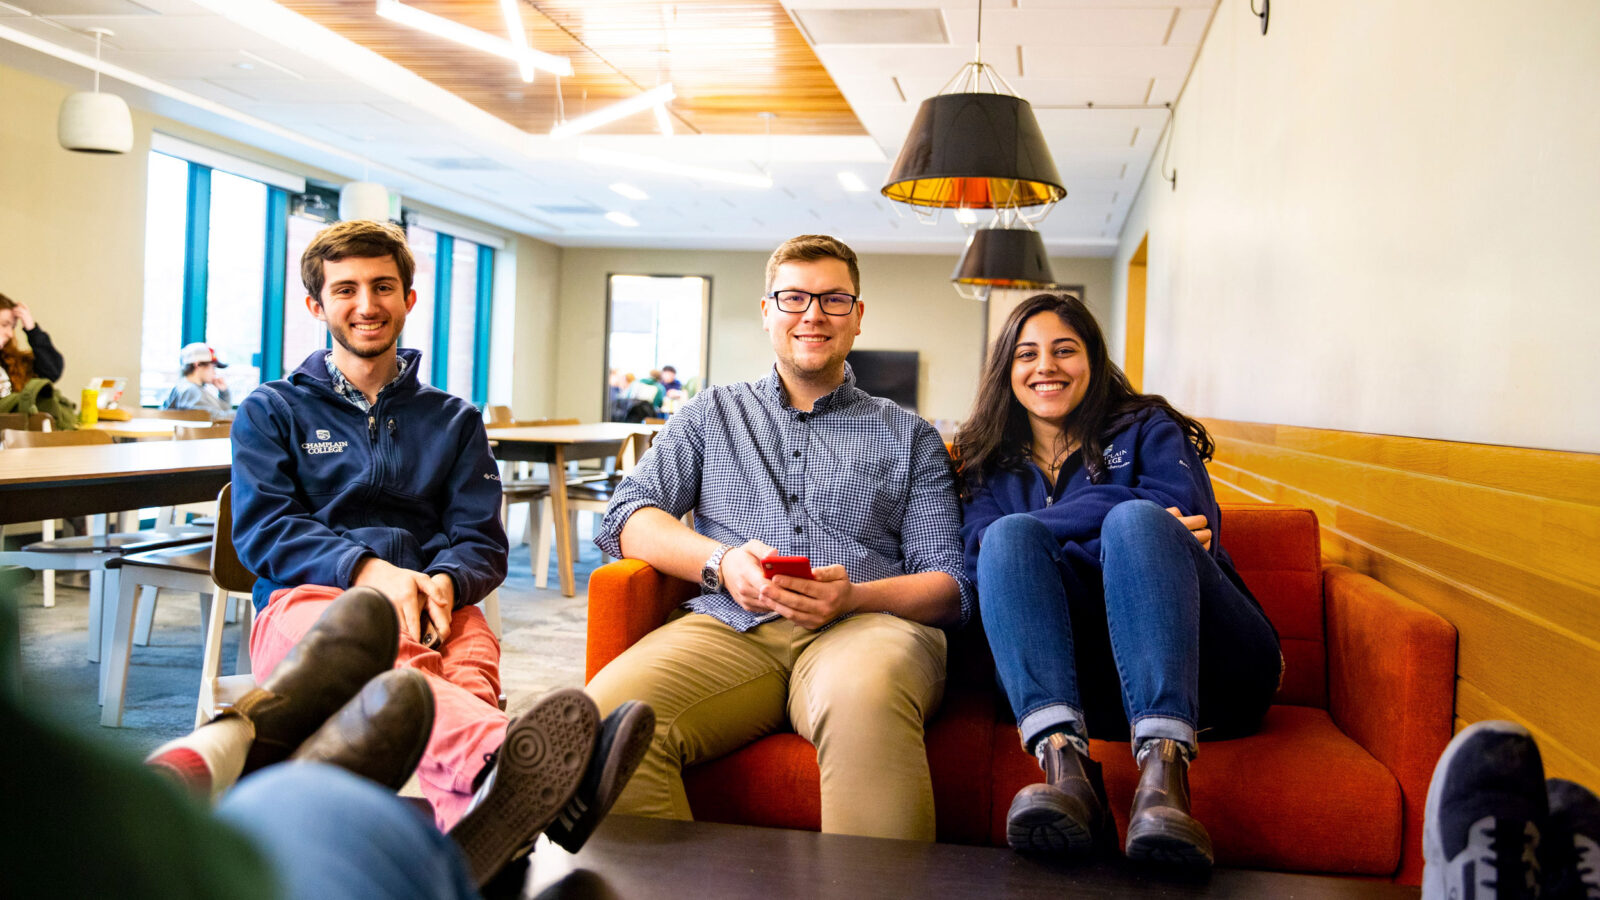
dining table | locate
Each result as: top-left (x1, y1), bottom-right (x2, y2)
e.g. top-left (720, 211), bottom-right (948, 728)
top-left (80, 417), bottom-right (193, 441)
top-left (0, 438), bottom-right (232, 525)
top-left (488, 422), bottom-right (664, 597)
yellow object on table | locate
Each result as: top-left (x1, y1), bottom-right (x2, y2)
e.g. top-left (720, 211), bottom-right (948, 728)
top-left (79, 389), bottom-right (98, 425)
top-left (97, 407), bottom-right (131, 421)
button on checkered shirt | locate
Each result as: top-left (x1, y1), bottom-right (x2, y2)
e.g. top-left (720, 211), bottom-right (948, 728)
top-left (324, 351), bottom-right (410, 412)
top-left (596, 365), bottom-right (975, 632)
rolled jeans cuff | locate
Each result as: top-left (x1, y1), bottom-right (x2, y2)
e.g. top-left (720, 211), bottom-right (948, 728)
top-left (1018, 703), bottom-right (1088, 753)
top-left (1130, 715), bottom-right (1197, 760)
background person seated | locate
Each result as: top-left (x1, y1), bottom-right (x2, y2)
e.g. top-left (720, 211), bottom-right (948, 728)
top-left (161, 342), bottom-right (235, 419)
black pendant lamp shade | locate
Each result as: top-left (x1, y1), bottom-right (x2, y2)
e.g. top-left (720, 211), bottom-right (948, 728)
top-left (882, 92), bottom-right (1066, 209)
top-left (952, 227), bottom-right (1057, 289)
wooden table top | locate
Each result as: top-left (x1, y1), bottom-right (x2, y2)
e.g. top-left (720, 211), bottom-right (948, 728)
top-left (0, 438), bottom-right (231, 486)
top-left (82, 418), bottom-right (188, 439)
top-left (487, 422), bottom-right (664, 444)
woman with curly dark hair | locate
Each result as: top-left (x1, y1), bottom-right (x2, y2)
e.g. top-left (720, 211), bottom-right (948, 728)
top-left (956, 293), bottom-right (1281, 869)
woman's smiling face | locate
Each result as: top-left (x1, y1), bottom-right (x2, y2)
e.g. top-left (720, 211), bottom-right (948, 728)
top-left (1009, 310), bottom-right (1091, 427)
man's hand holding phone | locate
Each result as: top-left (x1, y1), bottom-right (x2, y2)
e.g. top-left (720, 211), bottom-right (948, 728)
top-left (759, 555), bottom-right (856, 630)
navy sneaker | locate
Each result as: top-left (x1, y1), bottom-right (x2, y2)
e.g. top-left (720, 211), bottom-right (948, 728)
top-left (1545, 778), bottom-right (1600, 900)
top-left (449, 689), bottom-right (599, 887)
top-left (545, 700), bottom-right (657, 853)
top-left (1423, 720), bottom-right (1547, 900)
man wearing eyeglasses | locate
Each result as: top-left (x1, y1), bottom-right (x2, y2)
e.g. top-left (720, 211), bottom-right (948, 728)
top-left (588, 234), bottom-right (973, 842)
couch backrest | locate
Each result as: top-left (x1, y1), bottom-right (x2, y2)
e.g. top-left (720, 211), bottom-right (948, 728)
top-left (1219, 504), bottom-right (1326, 708)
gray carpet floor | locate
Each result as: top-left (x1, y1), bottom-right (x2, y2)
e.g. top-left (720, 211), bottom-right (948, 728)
top-left (14, 539), bottom-right (603, 760)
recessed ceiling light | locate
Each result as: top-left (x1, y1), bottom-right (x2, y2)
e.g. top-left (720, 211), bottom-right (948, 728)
top-left (234, 62), bottom-right (255, 70)
top-left (837, 171), bottom-right (867, 192)
top-left (588, 149), bottom-right (772, 189)
top-left (606, 211), bottom-right (639, 227)
top-left (610, 183), bottom-right (648, 200)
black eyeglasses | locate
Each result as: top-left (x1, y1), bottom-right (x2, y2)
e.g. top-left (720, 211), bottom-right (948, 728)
top-left (766, 290), bottom-right (858, 316)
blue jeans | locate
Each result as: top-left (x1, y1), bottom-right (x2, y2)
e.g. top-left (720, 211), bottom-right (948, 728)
top-left (216, 764), bottom-right (480, 900)
top-left (977, 500), bottom-right (1281, 757)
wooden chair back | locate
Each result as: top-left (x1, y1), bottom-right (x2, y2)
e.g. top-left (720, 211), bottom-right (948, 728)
top-left (209, 484), bottom-right (257, 595)
top-left (140, 408), bottom-right (213, 422)
top-left (486, 404), bottom-right (514, 425)
top-left (486, 417), bottom-right (582, 429)
top-left (0, 412), bottom-right (50, 432)
top-left (173, 421), bottom-right (231, 440)
top-left (1, 428), bottom-right (114, 449)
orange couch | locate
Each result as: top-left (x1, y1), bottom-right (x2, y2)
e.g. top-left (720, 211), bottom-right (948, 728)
top-left (585, 505), bottom-right (1456, 883)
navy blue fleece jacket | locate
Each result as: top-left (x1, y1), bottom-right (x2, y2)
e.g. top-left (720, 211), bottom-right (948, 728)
top-left (961, 409), bottom-right (1250, 596)
top-left (231, 349), bottom-right (508, 611)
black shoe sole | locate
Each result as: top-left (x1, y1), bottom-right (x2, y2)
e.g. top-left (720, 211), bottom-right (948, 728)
top-left (547, 700), bottom-right (657, 853)
top-left (450, 688), bottom-right (599, 887)
top-left (1006, 798), bottom-right (1097, 856)
top-left (1126, 817), bottom-right (1214, 868)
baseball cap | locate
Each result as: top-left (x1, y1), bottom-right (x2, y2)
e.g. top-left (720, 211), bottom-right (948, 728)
top-left (179, 343), bottom-right (228, 368)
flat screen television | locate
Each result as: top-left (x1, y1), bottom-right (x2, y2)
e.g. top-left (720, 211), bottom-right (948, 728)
top-left (847, 350), bottom-right (919, 413)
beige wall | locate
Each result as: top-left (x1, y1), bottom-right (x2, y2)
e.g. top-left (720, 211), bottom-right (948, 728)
top-left (1110, 0), bottom-right (1600, 453)
top-left (553, 246), bottom-right (1111, 424)
top-left (0, 61), bottom-right (559, 409)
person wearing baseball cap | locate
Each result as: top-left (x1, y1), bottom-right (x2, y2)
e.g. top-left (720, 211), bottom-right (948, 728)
top-left (161, 342), bottom-right (234, 419)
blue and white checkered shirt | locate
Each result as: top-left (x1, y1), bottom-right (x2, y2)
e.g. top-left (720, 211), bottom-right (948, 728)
top-left (324, 351), bottom-right (410, 413)
top-left (596, 365), bottom-right (975, 632)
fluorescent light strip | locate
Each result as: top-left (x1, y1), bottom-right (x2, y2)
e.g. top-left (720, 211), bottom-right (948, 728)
top-left (587, 149), bottom-right (772, 189)
top-left (551, 83), bottom-right (676, 139)
top-left (606, 211), bottom-right (639, 227)
top-left (498, 0), bottom-right (534, 83)
top-left (654, 103), bottom-right (673, 136)
top-left (376, 0), bottom-right (571, 78)
top-left (610, 182), bottom-right (648, 200)
top-left (836, 171), bottom-right (867, 192)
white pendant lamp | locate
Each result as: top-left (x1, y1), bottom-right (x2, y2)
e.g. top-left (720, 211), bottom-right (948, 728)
top-left (338, 181), bottom-right (393, 222)
top-left (58, 28), bottom-right (133, 154)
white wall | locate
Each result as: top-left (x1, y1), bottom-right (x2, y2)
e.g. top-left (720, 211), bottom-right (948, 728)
top-left (1112, 0), bottom-right (1600, 453)
top-left (553, 246), bottom-right (1112, 425)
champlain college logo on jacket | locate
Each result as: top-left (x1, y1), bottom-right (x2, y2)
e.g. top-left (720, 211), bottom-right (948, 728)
top-left (300, 427), bottom-right (349, 455)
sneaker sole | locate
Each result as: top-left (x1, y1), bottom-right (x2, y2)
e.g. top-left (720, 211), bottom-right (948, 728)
top-left (451, 688), bottom-right (599, 887)
top-left (549, 700), bottom-right (657, 853)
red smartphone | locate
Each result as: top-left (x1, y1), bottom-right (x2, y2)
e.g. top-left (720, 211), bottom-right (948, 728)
top-left (761, 554), bottom-right (814, 581)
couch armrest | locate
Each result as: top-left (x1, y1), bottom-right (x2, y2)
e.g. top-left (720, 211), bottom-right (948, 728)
top-left (585, 559), bottom-right (699, 682)
top-left (1324, 564), bottom-right (1457, 884)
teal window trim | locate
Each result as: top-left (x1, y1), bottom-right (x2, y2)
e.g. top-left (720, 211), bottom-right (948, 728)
top-left (472, 245), bottom-right (494, 406)
top-left (260, 187), bottom-right (289, 381)
top-left (181, 164), bottom-right (212, 345)
top-left (432, 232), bottom-right (454, 385)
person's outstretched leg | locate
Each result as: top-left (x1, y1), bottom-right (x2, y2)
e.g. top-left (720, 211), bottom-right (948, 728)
top-left (218, 763), bottom-right (479, 900)
top-left (1422, 720), bottom-right (1547, 900)
top-left (976, 512), bottom-right (1110, 857)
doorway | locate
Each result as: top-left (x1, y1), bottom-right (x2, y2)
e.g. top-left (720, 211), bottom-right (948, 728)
top-left (603, 274), bottom-right (711, 420)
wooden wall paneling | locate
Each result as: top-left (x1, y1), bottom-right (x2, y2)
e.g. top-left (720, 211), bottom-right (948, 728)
top-left (1203, 418), bottom-right (1600, 796)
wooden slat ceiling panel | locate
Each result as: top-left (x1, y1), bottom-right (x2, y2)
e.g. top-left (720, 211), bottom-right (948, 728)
top-left (277, 0), bottom-right (864, 136)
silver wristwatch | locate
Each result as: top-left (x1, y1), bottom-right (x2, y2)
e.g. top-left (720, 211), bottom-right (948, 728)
top-left (701, 544), bottom-right (733, 592)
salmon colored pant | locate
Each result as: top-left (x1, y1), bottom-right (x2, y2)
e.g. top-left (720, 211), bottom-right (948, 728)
top-left (251, 585), bottom-right (506, 830)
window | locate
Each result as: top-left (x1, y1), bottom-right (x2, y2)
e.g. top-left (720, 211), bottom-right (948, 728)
top-left (140, 147), bottom-right (500, 409)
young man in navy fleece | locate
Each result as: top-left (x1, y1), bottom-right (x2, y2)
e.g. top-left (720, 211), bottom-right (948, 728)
top-left (230, 220), bottom-right (651, 883)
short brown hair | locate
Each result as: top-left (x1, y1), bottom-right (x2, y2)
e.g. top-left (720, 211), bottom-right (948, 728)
top-left (301, 219), bottom-right (415, 303)
top-left (765, 235), bottom-right (860, 295)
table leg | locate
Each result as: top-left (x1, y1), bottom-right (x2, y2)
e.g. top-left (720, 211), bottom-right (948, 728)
top-left (86, 514), bottom-right (107, 663)
top-left (550, 446), bottom-right (576, 598)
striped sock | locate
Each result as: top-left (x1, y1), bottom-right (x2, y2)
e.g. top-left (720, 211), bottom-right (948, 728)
top-left (144, 714), bottom-right (254, 801)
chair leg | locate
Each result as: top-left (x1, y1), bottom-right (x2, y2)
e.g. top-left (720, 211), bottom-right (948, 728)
top-left (133, 584), bottom-right (159, 646)
top-left (40, 519), bottom-right (55, 609)
top-left (235, 597), bottom-right (254, 677)
top-left (534, 500), bottom-right (554, 589)
top-left (483, 589), bottom-right (503, 640)
top-left (100, 571), bottom-right (140, 726)
top-left (195, 588), bottom-right (230, 728)
top-left (87, 569), bottom-right (104, 663)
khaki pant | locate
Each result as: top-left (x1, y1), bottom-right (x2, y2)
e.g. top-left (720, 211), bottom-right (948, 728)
top-left (584, 610), bottom-right (948, 841)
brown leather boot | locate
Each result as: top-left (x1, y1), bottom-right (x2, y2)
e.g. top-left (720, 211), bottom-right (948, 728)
top-left (290, 669), bottom-right (434, 790)
top-left (1006, 732), bottom-right (1112, 857)
top-left (1125, 738), bottom-right (1214, 868)
top-left (230, 587), bottom-right (401, 776)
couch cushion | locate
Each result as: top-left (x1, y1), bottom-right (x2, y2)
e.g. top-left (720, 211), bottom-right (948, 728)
top-left (683, 687), bottom-right (995, 844)
top-left (1220, 505), bottom-right (1327, 708)
top-left (990, 705), bottom-right (1402, 875)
